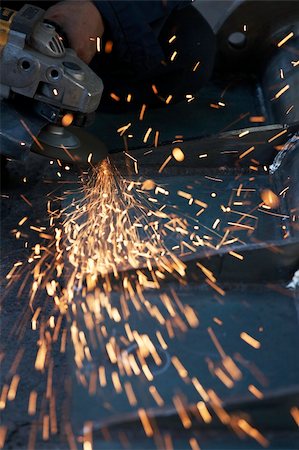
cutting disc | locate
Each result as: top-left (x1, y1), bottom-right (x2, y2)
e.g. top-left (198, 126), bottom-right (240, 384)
top-left (31, 125), bottom-right (108, 165)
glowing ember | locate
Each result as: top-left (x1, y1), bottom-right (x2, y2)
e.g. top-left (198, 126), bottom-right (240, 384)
top-left (260, 189), bottom-right (280, 209)
top-left (172, 147), bottom-right (185, 162)
top-left (62, 113), bottom-right (74, 127)
top-left (240, 332), bottom-right (261, 349)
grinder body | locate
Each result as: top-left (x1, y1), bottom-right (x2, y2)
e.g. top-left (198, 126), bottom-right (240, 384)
top-left (0, 4), bottom-right (107, 164)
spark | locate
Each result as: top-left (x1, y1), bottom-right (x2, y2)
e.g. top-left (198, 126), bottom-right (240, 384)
top-left (192, 61), bottom-right (200, 71)
top-left (110, 92), bottom-right (120, 101)
top-left (18, 216), bottom-right (28, 226)
top-left (0, 385), bottom-right (9, 410)
top-left (238, 419), bottom-right (269, 447)
top-left (192, 380), bottom-right (209, 404)
top-left (214, 367), bottom-right (234, 388)
top-left (117, 122), bottom-right (131, 136)
top-left (196, 401), bottom-right (212, 423)
top-left (105, 40), bottom-right (113, 53)
top-left (290, 407), bottom-right (299, 426)
top-left (227, 222), bottom-right (255, 231)
top-left (189, 437), bottom-right (201, 450)
top-left (248, 384), bottom-right (263, 399)
top-left (62, 113), bottom-right (74, 127)
top-left (260, 189), bottom-right (280, 208)
top-left (178, 190), bottom-right (192, 200)
top-left (138, 409), bottom-right (154, 437)
top-left (277, 31), bottom-right (294, 47)
top-left (239, 146), bottom-right (255, 159)
top-left (20, 120), bottom-right (43, 151)
top-left (213, 317), bottom-right (223, 326)
top-left (149, 385), bottom-right (164, 406)
top-left (249, 116), bottom-right (265, 123)
top-left (42, 415), bottom-right (50, 440)
top-left (268, 128), bottom-right (288, 142)
top-left (139, 104), bottom-right (147, 120)
top-left (20, 194), bottom-right (32, 206)
top-left (207, 327), bottom-right (226, 358)
top-left (0, 426), bottom-right (7, 449)
top-left (240, 332), bottom-right (261, 349)
top-left (35, 341), bottom-right (47, 370)
top-left (159, 155), bottom-right (172, 173)
top-left (206, 279), bottom-right (225, 296)
top-left (212, 218), bottom-right (220, 229)
top-left (197, 262), bottom-right (216, 282)
top-left (238, 130), bottom-right (250, 138)
top-left (173, 395), bottom-right (192, 429)
top-left (142, 179), bottom-right (155, 190)
top-left (286, 105), bottom-right (294, 115)
top-left (28, 391), bottom-right (37, 416)
top-left (96, 36), bottom-right (101, 52)
top-left (170, 50), bottom-right (177, 61)
top-left (229, 251), bottom-right (244, 260)
top-left (154, 131), bottom-right (160, 147)
top-left (172, 147), bottom-right (185, 162)
top-left (124, 382), bottom-right (137, 406)
top-left (257, 209), bottom-right (289, 218)
top-left (171, 356), bottom-right (188, 378)
top-left (274, 84), bottom-right (290, 99)
top-left (143, 127), bottom-right (153, 143)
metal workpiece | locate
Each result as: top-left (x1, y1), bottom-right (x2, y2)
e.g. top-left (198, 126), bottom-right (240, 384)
top-left (70, 284), bottom-right (299, 433)
top-left (109, 123), bottom-right (298, 172)
top-left (215, 1), bottom-right (299, 126)
top-left (271, 134), bottom-right (299, 238)
top-left (262, 35), bottom-right (299, 125)
top-left (216, 1), bottom-right (299, 67)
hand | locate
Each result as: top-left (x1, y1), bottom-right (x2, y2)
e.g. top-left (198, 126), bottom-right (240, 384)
top-left (44, 1), bottom-right (104, 64)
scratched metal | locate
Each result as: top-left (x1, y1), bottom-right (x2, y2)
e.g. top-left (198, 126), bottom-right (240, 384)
top-left (69, 284), bottom-right (299, 431)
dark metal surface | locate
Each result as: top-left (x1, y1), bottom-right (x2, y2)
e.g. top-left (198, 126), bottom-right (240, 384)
top-left (262, 37), bottom-right (299, 124)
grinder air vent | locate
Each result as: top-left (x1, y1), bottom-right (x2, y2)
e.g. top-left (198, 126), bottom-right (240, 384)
top-left (31, 22), bottom-right (65, 57)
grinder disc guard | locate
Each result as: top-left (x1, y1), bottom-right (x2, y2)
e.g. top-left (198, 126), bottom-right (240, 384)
top-left (32, 125), bottom-right (108, 165)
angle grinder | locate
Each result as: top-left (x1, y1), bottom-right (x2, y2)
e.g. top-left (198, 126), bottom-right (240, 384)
top-left (0, 4), bottom-right (108, 164)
